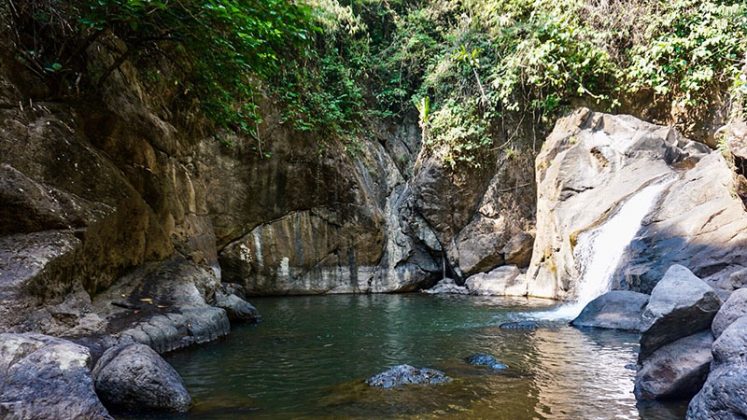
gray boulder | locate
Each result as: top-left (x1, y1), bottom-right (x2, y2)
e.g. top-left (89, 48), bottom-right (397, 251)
top-left (93, 343), bottom-right (191, 413)
top-left (465, 266), bottom-right (526, 296)
top-left (422, 278), bottom-right (469, 295)
top-left (572, 290), bottom-right (650, 331)
top-left (502, 231), bottom-right (534, 268)
top-left (634, 331), bottom-right (713, 400)
top-left (712, 288), bottom-right (747, 338)
top-left (0, 333), bottom-right (112, 419)
top-left (214, 291), bottom-right (260, 323)
top-left (687, 318), bottom-right (747, 419)
top-left (639, 265), bottom-right (721, 359)
top-left (365, 364), bottom-right (450, 388)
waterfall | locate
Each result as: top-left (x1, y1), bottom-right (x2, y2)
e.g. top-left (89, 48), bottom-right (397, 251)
top-left (538, 179), bottom-right (672, 320)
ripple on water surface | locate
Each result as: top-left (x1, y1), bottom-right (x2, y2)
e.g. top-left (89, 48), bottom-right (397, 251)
top-left (155, 294), bottom-right (687, 420)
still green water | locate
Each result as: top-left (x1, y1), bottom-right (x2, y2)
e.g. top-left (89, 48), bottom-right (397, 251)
top-left (164, 294), bottom-right (687, 419)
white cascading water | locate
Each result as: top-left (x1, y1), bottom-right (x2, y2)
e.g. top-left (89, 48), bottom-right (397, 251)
top-left (537, 179), bottom-right (673, 321)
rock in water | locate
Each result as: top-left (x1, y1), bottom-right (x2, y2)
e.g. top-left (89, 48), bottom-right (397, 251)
top-left (0, 333), bottom-right (112, 419)
top-left (422, 278), bottom-right (469, 295)
top-left (93, 343), bottom-right (191, 413)
top-left (365, 365), bottom-right (450, 388)
top-left (465, 265), bottom-right (526, 296)
top-left (687, 317), bottom-right (747, 419)
top-left (214, 290), bottom-right (260, 323)
top-left (639, 265), bottom-right (721, 360)
top-left (711, 288), bottom-right (747, 338)
top-left (464, 353), bottom-right (508, 370)
top-left (571, 291), bottom-right (650, 331)
top-left (634, 331), bottom-right (713, 400)
top-left (498, 321), bottom-right (542, 330)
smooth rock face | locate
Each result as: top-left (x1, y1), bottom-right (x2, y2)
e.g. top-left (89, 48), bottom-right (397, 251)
top-left (365, 364), bottom-right (451, 388)
top-left (422, 278), bottom-right (469, 295)
top-left (639, 265), bottom-right (721, 359)
top-left (711, 288), bottom-right (747, 338)
top-left (93, 343), bottom-right (191, 413)
top-left (634, 331), bottom-right (713, 400)
top-left (527, 108), bottom-right (747, 300)
top-left (464, 353), bottom-right (508, 370)
top-left (0, 333), bottom-right (112, 420)
top-left (572, 291), bottom-right (650, 331)
top-left (688, 317), bottom-right (747, 419)
top-left (465, 266), bottom-right (526, 296)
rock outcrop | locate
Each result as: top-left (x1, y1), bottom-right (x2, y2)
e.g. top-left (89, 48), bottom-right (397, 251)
top-left (464, 265), bottom-right (527, 296)
top-left (365, 364), bottom-right (451, 388)
top-left (526, 108), bottom-right (747, 300)
top-left (571, 290), bottom-right (649, 331)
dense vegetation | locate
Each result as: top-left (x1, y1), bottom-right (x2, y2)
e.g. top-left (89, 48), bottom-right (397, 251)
top-left (3, 0), bottom-right (747, 164)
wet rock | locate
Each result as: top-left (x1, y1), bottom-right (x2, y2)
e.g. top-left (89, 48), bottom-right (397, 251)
top-left (711, 288), bottom-right (747, 338)
top-left (0, 333), bottom-right (112, 419)
top-left (422, 278), bottom-right (469, 295)
top-left (214, 291), bottom-right (260, 323)
top-left (639, 265), bottom-right (721, 360)
top-left (634, 331), bottom-right (713, 400)
top-left (571, 291), bottom-right (649, 331)
top-left (499, 321), bottom-right (541, 331)
top-left (365, 364), bottom-right (451, 388)
top-left (464, 353), bottom-right (507, 370)
top-left (465, 266), bottom-right (527, 296)
top-left (93, 343), bottom-right (191, 413)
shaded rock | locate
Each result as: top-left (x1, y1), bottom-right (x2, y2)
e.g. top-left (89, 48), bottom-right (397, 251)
top-left (686, 366), bottom-right (747, 420)
top-left (93, 343), bottom-right (191, 413)
top-left (712, 288), bottom-right (747, 338)
top-left (214, 291), bottom-right (260, 323)
top-left (0, 333), bottom-right (112, 419)
top-left (422, 278), bottom-right (469, 295)
top-left (365, 364), bottom-right (450, 388)
top-left (634, 331), bottom-right (713, 400)
top-left (639, 265), bottom-right (721, 360)
top-left (502, 231), bottom-right (534, 268)
top-left (687, 317), bottom-right (747, 419)
top-left (571, 291), bottom-right (649, 331)
top-left (711, 316), bottom-right (747, 367)
top-left (465, 266), bottom-right (526, 296)
top-left (464, 353), bottom-right (507, 370)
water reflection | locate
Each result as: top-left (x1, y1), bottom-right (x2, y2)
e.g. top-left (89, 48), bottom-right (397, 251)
top-left (158, 294), bottom-right (686, 420)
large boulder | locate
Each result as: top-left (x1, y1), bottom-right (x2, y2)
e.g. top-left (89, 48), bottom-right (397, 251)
top-left (711, 288), bottom-right (747, 338)
top-left (634, 331), bottom-right (713, 400)
top-left (465, 265), bottom-right (527, 296)
top-left (422, 278), bottom-right (469, 295)
top-left (571, 290), bottom-right (650, 331)
top-left (93, 343), bottom-right (191, 413)
top-left (639, 265), bottom-right (721, 360)
top-left (365, 364), bottom-right (451, 389)
top-left (213, 290), bottom-right (260, 323)
top-left (687, 317), bottom-right (747, 419)
top-left (0, 333), bottom-right (112, 419)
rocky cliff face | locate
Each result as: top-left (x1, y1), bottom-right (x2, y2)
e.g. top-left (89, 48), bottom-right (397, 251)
top-left (526, 108), bottom-right (747, 299)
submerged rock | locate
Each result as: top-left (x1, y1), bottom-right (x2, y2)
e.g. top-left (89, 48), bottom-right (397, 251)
top-left (634, 331), bottom-right (713, 400)
top-left (93, 343), bottom-right (191, 413)
top-left (499, 321), bottom-right (541, 331)
top-left (711, 288), bottom-right (747, 338)
top-left (571, 291), bottom-right (649, 331)
top-left (214, 289), bottom-right (260, 323)
top-left (464, 353), bottom-right (508, 370)
top-left (422, 278), bottom-right (469, 295)
top-left (0, 333), bottom-right (112, 419)
top-left (365, 364), bottom-right (451, 388)
top-left (639, 265), bottom-right (721, 360)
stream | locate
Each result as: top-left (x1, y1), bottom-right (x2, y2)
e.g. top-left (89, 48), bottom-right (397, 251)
top-left (156, 294), bottom-right (687, 419)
